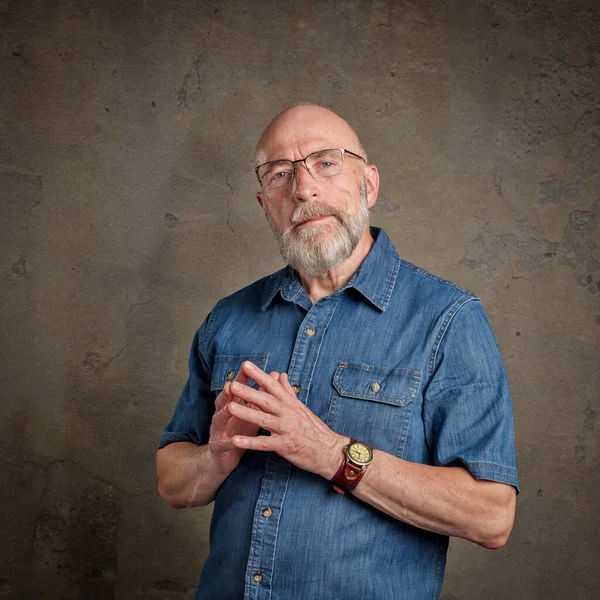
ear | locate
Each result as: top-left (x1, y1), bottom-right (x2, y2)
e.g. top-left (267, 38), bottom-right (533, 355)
top-left (363, 164), bottom-right (379, 209)
top-left (256, 191), bottom-right (264, 210)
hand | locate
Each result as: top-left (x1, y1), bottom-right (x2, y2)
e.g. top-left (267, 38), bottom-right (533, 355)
top-left (208, 369), bottom-right (280, 475)
top-left (227, 362), bottom-right (349, 479)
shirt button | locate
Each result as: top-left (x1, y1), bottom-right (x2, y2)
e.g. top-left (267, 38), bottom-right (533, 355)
top-left (252, 572), bottom-right (263, 583)
top-left (292, 384), bottom-right (300, 394)
top-left (370, 381), bottom-right (381, 393)
top-left (226, 370), bottom-right (235, 381)
top-left (262, 507), bottom-right (272, 518)
top-left (306, 326), bottom-right (316, 336)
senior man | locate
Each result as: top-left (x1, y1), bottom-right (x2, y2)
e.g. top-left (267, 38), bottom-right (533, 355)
top-left (157, 105), bottom-right (519, 600)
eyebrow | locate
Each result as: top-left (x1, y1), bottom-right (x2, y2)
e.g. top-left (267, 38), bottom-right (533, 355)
top-left (255, 148), bottom-right (365, 170)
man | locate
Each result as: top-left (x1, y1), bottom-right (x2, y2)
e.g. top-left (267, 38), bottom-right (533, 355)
top-left (157, 105), bottom-right (519, 600)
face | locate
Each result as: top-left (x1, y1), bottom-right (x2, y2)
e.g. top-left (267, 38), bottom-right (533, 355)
top-left (264, 179), bottom-right (370, 277)
top-left (255, 107), bottom-right (379, 276)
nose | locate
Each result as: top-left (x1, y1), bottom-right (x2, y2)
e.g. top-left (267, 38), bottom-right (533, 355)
top-left (292, 161), bottom-right (319, 202)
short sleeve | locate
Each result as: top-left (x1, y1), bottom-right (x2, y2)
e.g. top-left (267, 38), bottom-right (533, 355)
top-left (424, 299), bottom-right (519, 491)
top-left (158, 315), bottom-right (215, 449)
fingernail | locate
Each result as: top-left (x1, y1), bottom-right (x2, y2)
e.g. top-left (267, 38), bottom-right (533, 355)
top-left (231, 382), bottom-right (241, 392)
top-left (244, 361), bottom-right (254, 370)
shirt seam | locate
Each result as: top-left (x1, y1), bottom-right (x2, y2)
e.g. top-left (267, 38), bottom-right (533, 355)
top-left (427, 296), bottom-right (479, 381)
top-left (399, 260), bottom-right (473, 295)
top-left (432, 539), bottom-right (448, 600)
top-left (200, 299), bottom-right (222, 357)
top-left (378, 252), bottom-right (400, 310)
top-left (261, 269), bottom-right (287, 311)
top-left (157, 432), bottom-right (194, 448)
top-left (463, 460), bottom-right (518, 474)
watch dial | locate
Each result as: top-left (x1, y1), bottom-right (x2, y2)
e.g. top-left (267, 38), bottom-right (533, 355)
top-left (349, 442), bottom-right (372, 463)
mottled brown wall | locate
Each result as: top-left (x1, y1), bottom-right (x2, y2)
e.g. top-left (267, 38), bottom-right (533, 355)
top-left (1, 0), bottom-right (598, 598)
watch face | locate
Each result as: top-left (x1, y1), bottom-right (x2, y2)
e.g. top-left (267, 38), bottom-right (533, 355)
top-left (348, 442), bottom-right (373, 465)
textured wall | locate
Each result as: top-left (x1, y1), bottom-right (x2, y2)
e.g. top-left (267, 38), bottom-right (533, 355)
top-left (1, 0), bottom-right (598, 598)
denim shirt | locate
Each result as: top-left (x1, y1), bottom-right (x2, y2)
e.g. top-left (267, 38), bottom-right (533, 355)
top-left (159, 227), bottom-right (519, 600)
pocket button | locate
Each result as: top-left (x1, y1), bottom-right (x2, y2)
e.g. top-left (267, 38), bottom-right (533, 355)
top-left (370, 381), bottom-right (381, 393)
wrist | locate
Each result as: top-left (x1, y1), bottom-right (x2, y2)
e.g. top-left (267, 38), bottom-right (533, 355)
top-left (206, 442), bottom-right (241, 477)
top-left (322, 434), bottom-right (351, 480)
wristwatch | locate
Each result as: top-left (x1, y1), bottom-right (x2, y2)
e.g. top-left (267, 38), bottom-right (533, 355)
top-left (331, 439), bottom-right (373, 494)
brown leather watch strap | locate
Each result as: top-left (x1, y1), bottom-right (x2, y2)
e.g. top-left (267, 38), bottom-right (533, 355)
top-left (332, 439), bottom-right (367, 495)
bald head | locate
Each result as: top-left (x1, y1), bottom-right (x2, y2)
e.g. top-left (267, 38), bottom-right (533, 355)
top-left (255, 105), bottom-right (367, 166)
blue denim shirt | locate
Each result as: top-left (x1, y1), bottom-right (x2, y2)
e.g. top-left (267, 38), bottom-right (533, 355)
top-left (159, 227), bottom-right (519, 600)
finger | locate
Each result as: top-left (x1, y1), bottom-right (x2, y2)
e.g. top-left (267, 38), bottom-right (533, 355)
top-left (278, 372), bottom-right (296, 395)
top-left (208, 436), bottom-right (237, 452)
top-left (216, 381), bottom-right (252, 410)
top-left (231, 433), bottom-right (280, 451)
top-left (227, 402), bottom-right (279, 431)
top-left (231, 389), bottom-right (251, 407)
top-left (214, 384), bottom-right (231, 411)
top-left (233, 368), bottom-right (250, 392)
top-left (230, 381), bottom-right (284, 414)
top-left (240, 362), bottom-right (286, 398)
top-left (234, 367), bottom-right (259, 406)
top-left (256, 371), bottom-right (279, 400)
top-left (214, 369), bottom-right (251, 408)
top-left (211, 406), bottom-right (231, 428)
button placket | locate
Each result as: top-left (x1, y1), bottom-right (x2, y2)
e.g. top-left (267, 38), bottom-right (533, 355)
top-left (244, 295), bottom-right (341, 599)
top-left (286, 298), bottom-right (340, 409)
top-left (244, 453), bottom-right (291, 599)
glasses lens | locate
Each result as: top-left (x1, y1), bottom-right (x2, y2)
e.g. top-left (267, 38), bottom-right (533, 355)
top-left (258, 160), bottom-right (294, 189)
top-left (305, 149), bottom-right (343, 178)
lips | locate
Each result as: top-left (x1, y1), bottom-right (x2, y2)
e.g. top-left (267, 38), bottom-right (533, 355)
top-left (295, 214), bottom-right (333, 227)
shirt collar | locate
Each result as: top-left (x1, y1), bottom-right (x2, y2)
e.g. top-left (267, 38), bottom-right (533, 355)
top-left (261, 227), bottom-right (401, 312)
top-left (349, 227), bottom-right (400, 311)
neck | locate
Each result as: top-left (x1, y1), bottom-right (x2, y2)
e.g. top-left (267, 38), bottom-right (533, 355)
top-left (298, 227), bottom-right (375, 303)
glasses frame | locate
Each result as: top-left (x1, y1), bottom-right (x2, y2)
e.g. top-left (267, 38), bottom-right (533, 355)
top-left (255, 148), bottom-right (366, 188)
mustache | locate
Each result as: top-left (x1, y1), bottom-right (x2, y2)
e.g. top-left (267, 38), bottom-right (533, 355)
top-left (288, 202), bottom-right (344, 227)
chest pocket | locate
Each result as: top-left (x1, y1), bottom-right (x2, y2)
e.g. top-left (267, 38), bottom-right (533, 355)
top-left (327, 362), bottom-right (421, 457)
top-left (211, 354), bottom-right (269, 392)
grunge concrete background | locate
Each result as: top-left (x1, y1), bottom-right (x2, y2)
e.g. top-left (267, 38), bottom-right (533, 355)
top-left (1, 0), bottom-right (598, 598)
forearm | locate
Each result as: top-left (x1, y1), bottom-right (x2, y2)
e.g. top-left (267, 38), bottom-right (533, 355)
top-left (156, 441), bottom-right (230, 509)
top-left (352, 450), bottom-right (516, 548)
top-left (226, 365), bottom-right (516, 548)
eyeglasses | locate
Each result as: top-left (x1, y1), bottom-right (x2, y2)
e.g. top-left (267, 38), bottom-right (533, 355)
top-left (255, 148), bottom-right (366, 190)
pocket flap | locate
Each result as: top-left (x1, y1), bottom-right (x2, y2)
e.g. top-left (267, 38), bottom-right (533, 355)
top-left (333, 362), bottom-right (420, 407)
top-left (211, 354), bottom-right (269, 391)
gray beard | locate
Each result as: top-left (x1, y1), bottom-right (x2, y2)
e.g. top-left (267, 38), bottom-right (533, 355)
top-left (265, 181), bottom-right (370, 277)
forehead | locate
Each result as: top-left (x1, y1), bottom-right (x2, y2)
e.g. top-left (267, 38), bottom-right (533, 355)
top-left (256, 108), bottom-right (359, 164)
top-left (260, 136), bottom-right (338, 163)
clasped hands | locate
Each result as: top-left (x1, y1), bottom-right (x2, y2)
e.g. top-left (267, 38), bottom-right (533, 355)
top-left (208, 361), bottom-right (348, 480)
